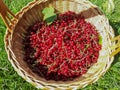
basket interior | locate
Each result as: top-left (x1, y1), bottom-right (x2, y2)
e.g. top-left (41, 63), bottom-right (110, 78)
top-left (8, 0), bottom-right (115, 87)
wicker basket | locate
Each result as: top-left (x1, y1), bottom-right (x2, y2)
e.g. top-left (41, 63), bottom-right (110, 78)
top-left (0, 0), bottom-right (120, 89)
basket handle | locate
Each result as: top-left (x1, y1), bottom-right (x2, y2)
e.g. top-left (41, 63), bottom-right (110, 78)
top-left (0, 0), bottom-right (17, 33)
top-left (110, 35), bottom-right (120, 57)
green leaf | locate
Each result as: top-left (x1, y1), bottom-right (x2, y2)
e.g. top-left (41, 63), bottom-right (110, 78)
top-left (42, 7), bottom-right (54, 15)
top-left (99, 36), bottom-right (102, 44)
top-left (42, 6), bottom-right (57, 25)
top-left (45, 15), bottom-right (57, 25)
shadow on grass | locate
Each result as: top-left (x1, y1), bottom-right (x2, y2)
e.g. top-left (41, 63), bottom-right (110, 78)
top-left (112, 53), bottom-right (120, 67)
top-left (109, 20), bottom-right (120, 36)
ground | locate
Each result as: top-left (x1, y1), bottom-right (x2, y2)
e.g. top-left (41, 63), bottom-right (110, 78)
top-left (0, 0), bottom-right (120, 90)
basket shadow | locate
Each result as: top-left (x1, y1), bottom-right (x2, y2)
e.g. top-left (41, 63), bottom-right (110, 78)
top-left (78, 7), bottom-right (103, 19)
top-left (109, 21), bottom-right (120, 66)
top-left (54, 6), bottom-right (103, 20)
top-left (53, 0), bottom-right (104, 19)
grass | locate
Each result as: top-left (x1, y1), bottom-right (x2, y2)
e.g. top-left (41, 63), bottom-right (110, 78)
top-left (0, 0), bottom-right (120, 90)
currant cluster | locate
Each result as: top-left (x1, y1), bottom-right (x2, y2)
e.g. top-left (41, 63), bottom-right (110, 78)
top-left (25, 11), bottom-right (101, 80)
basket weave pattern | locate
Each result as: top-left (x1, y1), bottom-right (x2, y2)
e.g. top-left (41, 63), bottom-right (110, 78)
top-left (4, 0), bottom-right (115, 89)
